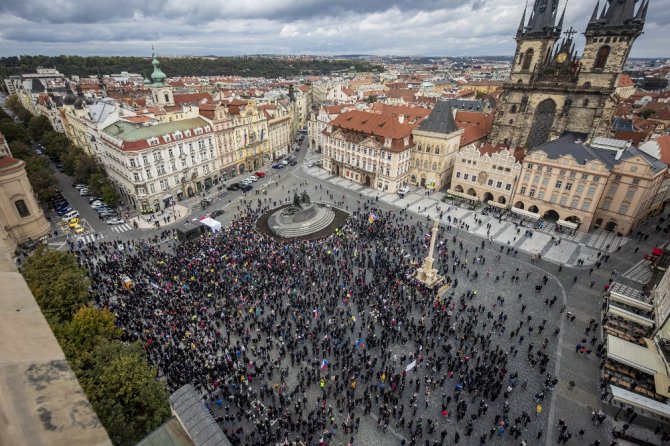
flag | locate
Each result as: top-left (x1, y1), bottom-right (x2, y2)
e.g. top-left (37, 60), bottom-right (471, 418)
top-left (355, 338), bottom-right (365, 348)
top-left (320, 359), bottom-right (329, 369)
top-left (368, 212), bottom-right (378, 224)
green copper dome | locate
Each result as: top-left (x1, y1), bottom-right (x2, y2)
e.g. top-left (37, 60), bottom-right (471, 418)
top-left (150, 56), bottom-right (167, 84)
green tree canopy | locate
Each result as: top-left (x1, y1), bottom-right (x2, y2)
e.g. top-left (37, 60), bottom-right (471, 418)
top-left (84, 340), bottom-right (170, 446)
top-left (21, 247), bottom-right (91, 325)
top-left (28, 115), bottom-right (54, 142)
top-left (23, 156), bottom-right (59, 202)
top-left (56, 307), bottom-right (121, 361)
top-left (0, 118), bottom-right (29, 144)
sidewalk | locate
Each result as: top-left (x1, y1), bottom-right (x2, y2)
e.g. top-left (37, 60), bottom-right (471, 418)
top-left (301, 164), bottom-right (630, 267)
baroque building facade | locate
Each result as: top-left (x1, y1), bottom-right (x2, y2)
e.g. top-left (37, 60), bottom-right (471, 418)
top-left (489, 0), bottom-right (648, 150)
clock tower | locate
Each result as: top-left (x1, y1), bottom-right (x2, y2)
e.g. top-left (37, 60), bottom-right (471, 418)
top-left (489, 0), bottom-right (648, 150)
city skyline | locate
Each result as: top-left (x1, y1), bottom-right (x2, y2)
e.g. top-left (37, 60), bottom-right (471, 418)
top-left (0, 0), bottom-right (668, 59)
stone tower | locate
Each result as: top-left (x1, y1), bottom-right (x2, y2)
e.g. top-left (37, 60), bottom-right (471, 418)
top-left (489, 0), bottom-right (647, 150)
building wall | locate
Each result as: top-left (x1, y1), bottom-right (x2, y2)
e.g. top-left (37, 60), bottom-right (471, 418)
top-left (268, 115), bottom-right (291, 160)
top-left (322, 131), bottom-right (412, 193)
top-left (450, 146), bottom-right (521, 204)
top-left (230, 102), bottom-right (271, 174)
top-left (100, 131), bottom-right (217, 211)
top-left (511, 151), bottom-right (609, 228)
top-left (593, 157), bottom-right (666, 234)
top-left (410, 128), bottom-right (462, 190)
top-left (0, 158), bottom-right (51, 249)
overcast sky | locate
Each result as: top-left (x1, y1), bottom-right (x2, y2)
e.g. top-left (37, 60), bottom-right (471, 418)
top-left (0, 0), bottom-right (667, 58)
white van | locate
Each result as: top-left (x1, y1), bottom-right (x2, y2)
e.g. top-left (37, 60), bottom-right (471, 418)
top-left (62, 210), bottom-right (79, 222)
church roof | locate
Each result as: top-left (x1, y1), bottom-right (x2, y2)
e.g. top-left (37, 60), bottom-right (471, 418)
top-left (418, 101), bottom-right (458, 134)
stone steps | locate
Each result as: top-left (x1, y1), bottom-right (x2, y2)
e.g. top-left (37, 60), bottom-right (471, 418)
top-left (275, 208), bottom-right (335, 238)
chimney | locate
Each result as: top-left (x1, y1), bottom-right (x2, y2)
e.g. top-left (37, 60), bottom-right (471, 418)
top-left (399, 115), bottom-right (405, 124)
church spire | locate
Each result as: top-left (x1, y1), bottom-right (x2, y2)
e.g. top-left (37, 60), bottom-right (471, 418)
top-left (517, 2), bottom-right (528, 36)
top-left (524, 0), bottom-right (561, 37)
top-left (589, 0), bottom-right (600, 23)
top-left (557, 0), bottom-right (567, 30)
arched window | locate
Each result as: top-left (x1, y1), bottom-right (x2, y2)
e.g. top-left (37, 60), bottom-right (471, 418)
top-left (594, 46), bottom-right (610, 70)
top-left (432, 162), bottom-right (437, 171)
top-left (15, 200), bottom-right (30, 218)
top-left (510, 105), bottom-right (517, 114)
top-left (164, 93), bottom-right (170, 103)
top-left (426, 145), bottom-right (432, 154)
top-left (522, 48), bottom-right (534, 71)
top-left (423, 160), bottom-right (429, 170)
top-left (435, 146), bottom-right (440, 155)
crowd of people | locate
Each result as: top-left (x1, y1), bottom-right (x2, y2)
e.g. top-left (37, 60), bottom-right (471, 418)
top-left (72, 198), bottom-right (607, 445)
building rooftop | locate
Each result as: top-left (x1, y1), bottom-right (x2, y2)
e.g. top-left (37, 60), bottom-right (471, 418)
top-left (417, 101), bottom-right (458, 135)
top-left (0, 238), bottom-right (112, 446)
top-left (102, 117), bottom-right (211, 151)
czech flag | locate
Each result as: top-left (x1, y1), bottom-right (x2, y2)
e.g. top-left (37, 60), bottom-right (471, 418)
top-left (320, 359), bottom-right (330, 370)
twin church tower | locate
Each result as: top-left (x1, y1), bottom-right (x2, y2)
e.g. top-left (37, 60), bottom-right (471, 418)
top-left (489, 0), bottom-right (649, 150)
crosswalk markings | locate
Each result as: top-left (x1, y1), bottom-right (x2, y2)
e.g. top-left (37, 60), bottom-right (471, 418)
top-left (110, 223), bottom-right (132, 233)
top-left (78, 233), bottom-right (104, 244)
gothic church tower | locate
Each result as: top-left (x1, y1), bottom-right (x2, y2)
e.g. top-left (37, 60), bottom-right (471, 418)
top-left (489, 0), bottom-right (647, 150)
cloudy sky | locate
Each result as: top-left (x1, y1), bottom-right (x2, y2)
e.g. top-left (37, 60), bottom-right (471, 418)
top-left (0, 0), bottom-right (667, 58)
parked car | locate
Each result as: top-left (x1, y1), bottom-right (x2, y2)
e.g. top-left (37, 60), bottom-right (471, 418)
top-left (73, 224), bottom-right (85, 234)
top-left (210, 209), bottom-right (225, 218)
top-left (272, 163), bottom-right (285, 169)
top-left (68, 217), bottom-right (80, 228)
top-left (56, 164), bottom-right (64, 172)
top-left (246, 176), bottom-right (258, 182)
top-left (226, 183), bottom-right (241, 191)
top-left (62, 210), bottom-right (79, 222)
top-left (99, 211), bottom-right (118, 218)
top-left (398, 186), bottom-right (410, 196)
top-left (240, 184), bottom-right (253, 192)
top-left (79, 189), bottom-right (89, 196)
top-left (255, 171), bottom-right (266, 178)
top-left (88, 196), bottom-right (101, 203)
top-left (106, 218), bottom-right (125, 225)
top-left (74, 184), bottom-right (88, 190)
top-left (57, 207), bottom-right (74, 216)
top-left (289, 160), bottom-right (297, 166)
top-left (90, 201), bottom-right (104, 208)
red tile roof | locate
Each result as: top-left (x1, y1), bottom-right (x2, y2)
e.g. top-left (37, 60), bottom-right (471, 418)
top-left (618, 74), bottom-right (635, 87)
top-left (325, 110), bottom-right (423, 152)
top-left (173, 92), bottom-right (212, 106)
top-left (656, 135), bottom-right (670, 164)
top-left (0, 155), bottom-right (23, 171)
top-left (455, 111), bottom-right (494, 146)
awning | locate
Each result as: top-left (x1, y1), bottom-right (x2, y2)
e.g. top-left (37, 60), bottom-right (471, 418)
top-left (556, 219), bottom-right (579, 230)
top-left (609, 290), bottom-right (654, 312)
top-left (608, 304), bottom-right (655, 328)
top-left (654, 373), bottom-right (670, 398)
top-left (162, 194), bottom-right (173, 200)
top-left (447, 189), bottom-right (479, 202)
top-left (487, 201), bottom-right (509, 210)
top-left (610, 385), bottom-right (670, 418)
top-left (607, 336), bottom-right (668, 375)
top-left (510, 207), bottom-right (540, 220)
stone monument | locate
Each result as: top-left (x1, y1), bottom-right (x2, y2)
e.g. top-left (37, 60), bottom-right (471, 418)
top-left (415, 219), bottom-right (444, 287)
top-left (266, 192), bottom-right (336, 239)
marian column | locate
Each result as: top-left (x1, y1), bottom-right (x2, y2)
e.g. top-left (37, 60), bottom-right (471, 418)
top-left (415, 219), bottom-right (444, 287)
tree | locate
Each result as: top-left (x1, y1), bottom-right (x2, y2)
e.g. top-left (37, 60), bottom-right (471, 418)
top-left (365, 95), bottom-right (378, 104)
top-left (0, 118), bottom-right (29, 144)
top-left (23, 156), bottom-right (59, 202)
top-left (42, 131), bottom-right (72, 160)
top-left (84, 340), bottom-right (170, 446)
top-left (28, 115), bottom-right (54, 142)
top-left (21, 247), bottom-right (91, 325)
top-left (101, 182), bottom-right (120, 207)
top-left (56, 307), bottom-right (121, 361)
top-left (640, 109), bottom-right (656, 119)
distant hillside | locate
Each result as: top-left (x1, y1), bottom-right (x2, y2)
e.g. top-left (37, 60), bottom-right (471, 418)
top-left (0, 55), bottom-right (383, 79)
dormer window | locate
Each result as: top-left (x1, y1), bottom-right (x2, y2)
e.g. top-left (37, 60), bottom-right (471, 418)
top-left (164, 134), bottom-right (171, 142)
top-left (384, 138), bottom-right (391, 148)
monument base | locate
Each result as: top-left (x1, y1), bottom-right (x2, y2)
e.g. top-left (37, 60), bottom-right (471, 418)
top-left (415, 267), bottom-right (444, 288)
